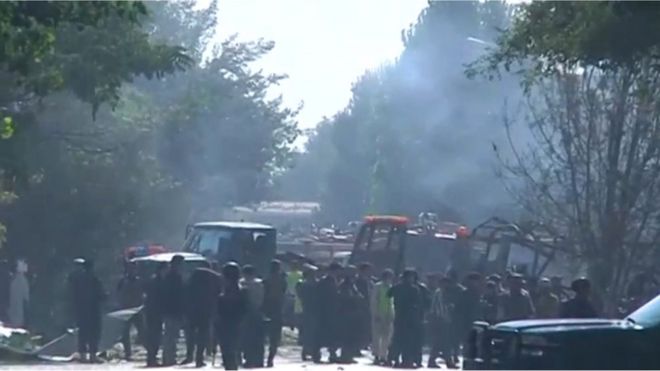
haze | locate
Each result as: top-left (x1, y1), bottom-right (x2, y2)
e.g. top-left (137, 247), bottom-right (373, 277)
top-left (213, 0), bottom-right (428, 128)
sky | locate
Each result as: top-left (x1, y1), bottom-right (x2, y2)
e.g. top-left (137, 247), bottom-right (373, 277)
top-left (212, 0), bottom-right (428, 130)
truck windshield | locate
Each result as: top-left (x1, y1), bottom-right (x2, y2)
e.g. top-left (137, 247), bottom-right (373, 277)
top-left (627, 294), bottom-right (660, 327)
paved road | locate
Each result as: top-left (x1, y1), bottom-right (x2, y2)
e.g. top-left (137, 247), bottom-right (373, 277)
top-left (0, 346), bottom-right (457, 370)
top-left (0, 350), bottom-right (386, 370)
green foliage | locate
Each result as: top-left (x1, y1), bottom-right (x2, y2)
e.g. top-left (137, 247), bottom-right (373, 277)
top-left (280, 1), bottom-right (517, 224)
top-left (1, 117), bottom-right (13, 139)
top-left (0, 1), bottom-right (192, 114)
top-left (469, 2), bottom-right (660, 81)
top-left (0, 1), bottom-right (298, 335)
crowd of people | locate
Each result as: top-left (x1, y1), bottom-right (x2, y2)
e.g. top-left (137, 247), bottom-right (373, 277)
top-left (66, 253), bottom-right (650, 369)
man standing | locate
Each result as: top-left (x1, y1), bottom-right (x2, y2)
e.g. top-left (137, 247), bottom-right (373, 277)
top-left (217, 262), bottom-right (248, 370)
top-left (0, 260), bottom-right (10, 322)
top-left (428, 276), bottom-right (455, 369)
top-left (480, 280), bottom-right (499, 324)
top-left (186, 261), bottom-right (222, 368)
top-left (560, 278), bottom-right (598, 318)
top-left (313, 262), bottom-right (341, 363)
top-left (551, 276), bottom-right (568, 301)
top-left (240, 264), bottom-right (265, 368)
top-left (443, 269), bottom-right (465, 366)
top-left (117, 261), bottom-right (143, 361)
top-left (456, 273), bottom-right (484, 346)
top-left (297, 265), bottom-right (318, 361)
top-left (161, 255), bottom-right (185, 366)
top-left (337, 268), bottom-right (361, 364)
top-left (413, 271), bottom-right (431, 367)
top-left (355, 263), bottom-right (373, 352)
top-left (144, 262), bottom-right (167, 367)
top-left (68, 259), bottom-right (106, 363)
top-left (8, 260), bottom-right (29, 328)
top-left (286, 259), bottom-right (303, 331)
top-left (370, 269), bottom-right (394, 366)
top-left (498, 274), bottom-right (535, 322)
top-left (535, 278), bottom-right (560, 318)
top-left (262, 260), bottom-right (287, 367)
top-left (388, 269), bottom-right (423, 368)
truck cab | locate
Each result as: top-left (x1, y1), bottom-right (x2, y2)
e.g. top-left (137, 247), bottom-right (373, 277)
top-left (183, 221), bottom-right (276, 275)
top-left (464, 295), bottom-right (660, 369)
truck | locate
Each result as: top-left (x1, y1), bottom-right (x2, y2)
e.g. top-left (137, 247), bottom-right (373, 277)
top-left (348, 215), bottom-right (473, 275)
top-left (464, 294), bottom-right (660, 369)
top-left (182, 221), bottom-right (277, 275)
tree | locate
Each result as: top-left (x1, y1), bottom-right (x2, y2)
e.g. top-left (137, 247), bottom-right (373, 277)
top-left (0, 1), bottom-right (299, 334)
top-left (0, 1), bottom-right (191, 113)
top-left (472, 1), bottom-right (660, 311)
top-left (281, 1), bottom-right (517, 224)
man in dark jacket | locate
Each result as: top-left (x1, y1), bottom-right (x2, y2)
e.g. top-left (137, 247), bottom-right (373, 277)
top-left (262, 259), bottom-right (287, 367)
top-left (161, 255), bottom-right (185, 366)
top-left (388, 269), bottom-right (423, 368)
top-left (144, 262), bottom-right (167, 367)
top-left (456, 272), bottom-right (484, 349)
top-left (413, 271), bottom-right (431, 367)
top-left (240, 264), bottom-right (265, 368)
top-left (296, 266), bottom-right (318, 361)
top-left (117, 261), bottom-right (143, 361)
top-left (217, 262), bottom-right (248, 371)
top-left (354, 262), bottom-right (372, 352)
top-left (337, 269), bottom-right (362, 364)
top-left (186, 261), bottom-right (222, 367)
top-left (560, 278), bottom-right (598, 318)
top-left (68, 258), bottom-right (106, 363)
top-left (313, 262), bottom-right (341, 363)
top-left (443, 270), bottom-right (465, 366)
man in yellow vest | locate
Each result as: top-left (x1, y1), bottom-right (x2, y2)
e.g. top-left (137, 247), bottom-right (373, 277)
top-left (370, 269), bottom-right (394, 365)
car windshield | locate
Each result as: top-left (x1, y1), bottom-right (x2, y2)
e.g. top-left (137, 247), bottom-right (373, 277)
top-left (627, 294), bottom-right (660, 327)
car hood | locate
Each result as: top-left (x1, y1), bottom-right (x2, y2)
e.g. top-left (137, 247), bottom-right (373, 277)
top-left (493, 318), bottom-right (641, 333)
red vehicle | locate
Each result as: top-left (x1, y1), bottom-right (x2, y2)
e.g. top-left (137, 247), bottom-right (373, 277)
top-left (348, 215), bottom-right (473, 275)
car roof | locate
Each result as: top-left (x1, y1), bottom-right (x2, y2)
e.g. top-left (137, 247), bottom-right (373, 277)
top-left (193, 221), bottom-right (274, 230)
top-left (131, 252), bottom-right (207, 263)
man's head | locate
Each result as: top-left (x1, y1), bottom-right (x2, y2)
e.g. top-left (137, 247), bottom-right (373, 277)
top-left (243, 264), bottom-right (256, 279)
top-left (346, 265), bottom-right (358, 279)
top-left (465, 272), bottom-right (483, 291)
top-left (73, 257), bottom-right (85, 271)
top-left (358, 262), bottom-right (372, 278)
top-left (551, 276), bottom-right (562, 289)
top-left (571, 277), bottom-right (591, 297)
top-left (170, 254), bottom-right (184, 273)
top-left (446, 268), bottom-right (458, 283)
top-left (381, 269), bottom-right (394, 283)
top-left (488, 274), bottom-right (502, 285)
top-left (83, 258), bottom-right (94, 272)
top-left (270, 259), bottom-right (282, 275)
top-left (302, 265), bottom-right (317, 279)
top-left (223, 262), bottom-right (241, 283)
top-left (328, 261), bottom-right (342, 277)
top-left (485, 280), bottom-right (497, 295)
top-left (403, 268), bottom-right (416, 284)
top-left (125, 261), bottom-right (137, 275)
top-left (539, 277), bottom-right (551, 293)
top-left (509, 273), bottom-right (524, 292)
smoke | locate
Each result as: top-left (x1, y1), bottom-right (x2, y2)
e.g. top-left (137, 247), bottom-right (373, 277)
top-left (279, 1), bottom-right (529, 225)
